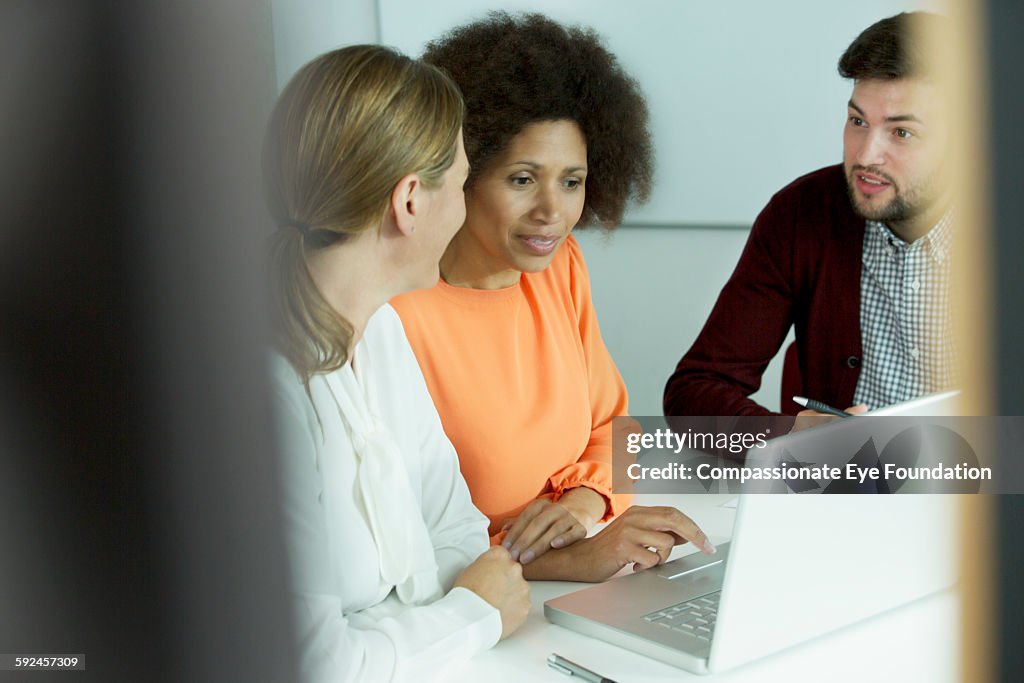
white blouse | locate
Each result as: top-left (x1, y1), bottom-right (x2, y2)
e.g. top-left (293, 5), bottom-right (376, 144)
top-left (270, 304), bottom-right (501, 683)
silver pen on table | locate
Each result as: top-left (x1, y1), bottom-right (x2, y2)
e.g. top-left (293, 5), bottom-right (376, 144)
top-left (547, 653), bottom-right (619, 683)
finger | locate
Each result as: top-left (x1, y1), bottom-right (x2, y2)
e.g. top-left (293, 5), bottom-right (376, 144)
top-left (653, 543), bottom-right (672, 565)
top-left (846, 404), bottom-right (869, 415)
top-left (629, 546), bottom-right (663, 572)
top-left (521, 516), bottom-right (584, 564)
top-left (631, 529), bottom-right (677, 556)
top-left (616, 527), bottom-right (676, 567)
top-left (649, 507), bottom-right (716, 554)
top-left (550, 521), bottom-right (587, 549)
top-left (500, 518), bottom-right (516, 532)
top-left (502, 501), bottom-right (547, 555)
top-left (510, 505), bottom-right (568, 562)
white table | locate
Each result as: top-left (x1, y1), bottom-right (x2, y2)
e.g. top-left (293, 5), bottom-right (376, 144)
top-left (451, 494), bottom-right (960, 682)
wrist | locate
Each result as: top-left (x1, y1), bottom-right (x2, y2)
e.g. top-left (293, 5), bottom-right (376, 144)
top-left (521, 541), bottom-right (584, 581)
top-left (558, 486), bottom-right (606, 529)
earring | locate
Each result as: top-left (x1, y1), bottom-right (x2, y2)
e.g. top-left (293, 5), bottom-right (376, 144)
top-left (410, 225), bottom-right (416, 233)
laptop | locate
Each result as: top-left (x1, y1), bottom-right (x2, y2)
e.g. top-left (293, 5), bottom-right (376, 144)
top-left (544, 392), bottom-right (961, 674)
top-left (865, 389), bottom-right (960, 416)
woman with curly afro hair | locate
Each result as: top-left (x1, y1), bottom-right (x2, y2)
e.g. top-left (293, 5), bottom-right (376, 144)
top-left (393, 13), bottom-right (714, 583)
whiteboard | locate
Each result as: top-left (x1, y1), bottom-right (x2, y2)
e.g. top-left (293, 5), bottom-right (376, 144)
top-left (379, 0), bottom-right (939, 226)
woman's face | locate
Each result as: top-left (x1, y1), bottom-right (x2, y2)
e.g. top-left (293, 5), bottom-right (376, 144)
top-left (413, 132), bottom-right (469, 288)
top-left (451, 120), bottom-right (587, 288)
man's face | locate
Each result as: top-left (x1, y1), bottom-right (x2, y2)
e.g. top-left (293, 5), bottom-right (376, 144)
top-left (843, 77), bottom-right (949, 240)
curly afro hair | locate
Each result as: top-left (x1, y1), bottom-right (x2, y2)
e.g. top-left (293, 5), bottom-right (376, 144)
top-left (423, 12), bottom-right (653, 229)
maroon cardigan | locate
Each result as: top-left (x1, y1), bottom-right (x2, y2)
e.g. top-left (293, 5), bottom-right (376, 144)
top-left (664, 165), bottom-right (864, 417)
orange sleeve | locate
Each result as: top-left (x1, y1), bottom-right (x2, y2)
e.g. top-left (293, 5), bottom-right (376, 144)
top-left (546, 238), bottom-right (633, 520)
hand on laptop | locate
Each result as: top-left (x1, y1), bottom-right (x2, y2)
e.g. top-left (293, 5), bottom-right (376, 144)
top-left (520, 506), bottom-right (715, 583)
top-left (501, 487), bottom-right (605, 564)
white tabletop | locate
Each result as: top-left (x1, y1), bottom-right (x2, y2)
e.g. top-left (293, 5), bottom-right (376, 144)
top-left (450, 493), bottom-right (960, 682)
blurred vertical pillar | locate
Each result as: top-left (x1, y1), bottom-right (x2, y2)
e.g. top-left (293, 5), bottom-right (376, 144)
top-left (986, 0), bottom-right (1024, 680)
top-left (941, 0), bottom-right (996, 680)
top-left (954, 0), bottom-right (1024, 679)
top-left (0, 1), bottom-right (297, 681)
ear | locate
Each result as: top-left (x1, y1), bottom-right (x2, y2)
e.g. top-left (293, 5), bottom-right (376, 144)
top-left (389, 173), bottom-right (426, 237)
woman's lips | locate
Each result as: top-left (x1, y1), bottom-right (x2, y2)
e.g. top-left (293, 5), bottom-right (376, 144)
top-left (517, 234), bottom-right (560, 256)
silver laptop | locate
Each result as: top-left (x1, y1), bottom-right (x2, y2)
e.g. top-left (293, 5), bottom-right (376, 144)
top-left (544, 392), bottom-right (961, 674)
top-left (865, 389), bottom-right (960, 416)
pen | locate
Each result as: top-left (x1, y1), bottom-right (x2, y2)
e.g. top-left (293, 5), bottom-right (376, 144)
top-left (792, 395), bottom-right (853, 418)
top-left (547, 653), bottom-right (618, 683)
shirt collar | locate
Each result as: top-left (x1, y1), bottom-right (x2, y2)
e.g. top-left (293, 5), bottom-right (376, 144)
top-left (866, 206), bottom-right (953, 265)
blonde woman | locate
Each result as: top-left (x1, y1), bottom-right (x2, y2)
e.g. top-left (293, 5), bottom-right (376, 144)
top-left (265, 46), bottom-right (529, 683)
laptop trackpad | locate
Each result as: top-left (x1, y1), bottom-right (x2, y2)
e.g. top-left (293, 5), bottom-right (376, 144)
top-left (654, 542), bottom-right (729, 579)
top-left (545, 542), bottom-right (732, 622)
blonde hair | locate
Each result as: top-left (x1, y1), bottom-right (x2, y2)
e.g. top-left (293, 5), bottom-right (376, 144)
top-left (264, 45), bottom-right (464, 382)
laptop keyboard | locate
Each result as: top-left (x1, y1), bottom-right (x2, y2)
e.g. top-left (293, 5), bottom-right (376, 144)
top-left (641, 592), bottom-right (720, 642)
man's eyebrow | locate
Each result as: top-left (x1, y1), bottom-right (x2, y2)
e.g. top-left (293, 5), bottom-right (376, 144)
top-left (848, 99), bottom-right (926, 125)
top-left (885, 113), bottom-right (926, 125)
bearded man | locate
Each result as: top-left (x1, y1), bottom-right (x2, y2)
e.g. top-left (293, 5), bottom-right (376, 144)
top-left (664, 12), bottom-right (955, 418)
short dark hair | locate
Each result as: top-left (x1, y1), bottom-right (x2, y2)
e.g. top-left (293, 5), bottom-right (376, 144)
top-left (423, 12), bottom-right (653, 229)
top-left (838, 11), bottom-right (946, 81)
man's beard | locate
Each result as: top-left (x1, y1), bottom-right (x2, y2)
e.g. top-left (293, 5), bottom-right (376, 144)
top-left (845, 164), bottom-right (942, 225)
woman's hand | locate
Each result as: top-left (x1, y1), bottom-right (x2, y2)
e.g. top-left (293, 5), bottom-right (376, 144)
top-left (521, 505), bottom-right (716, 583)
top-left (453, 546), bottom-right (530, 640)
top-left (501, 487), bottom-right (606, 564)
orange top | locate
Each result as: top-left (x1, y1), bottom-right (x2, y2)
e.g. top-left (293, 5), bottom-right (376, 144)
top-left (392, 236), bottom-right (631, 539)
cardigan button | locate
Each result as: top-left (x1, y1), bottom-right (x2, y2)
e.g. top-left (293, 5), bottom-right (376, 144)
top-left (846, 355), bottom-right (861, 369)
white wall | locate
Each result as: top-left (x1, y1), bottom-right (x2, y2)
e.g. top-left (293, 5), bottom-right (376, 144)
top-left (574, 228), bottom-right (795, 415)
top-left (268, 0), bottom-right (939, 415)
top-left (377, 0), bottom-right (939, 226)
top-left (270, 0), bottom-right (380, 87)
